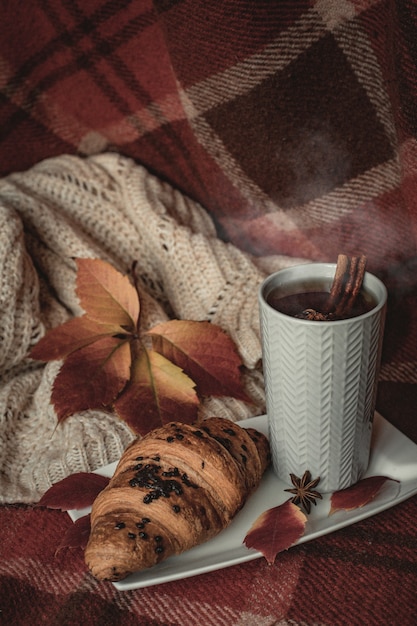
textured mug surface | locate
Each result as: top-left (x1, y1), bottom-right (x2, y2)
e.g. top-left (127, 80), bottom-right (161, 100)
top-left (259, 263), bottom-right (387, 492)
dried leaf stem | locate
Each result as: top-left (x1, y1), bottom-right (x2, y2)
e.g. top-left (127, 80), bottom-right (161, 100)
top-left (296, 254), bottom-right (367, 321)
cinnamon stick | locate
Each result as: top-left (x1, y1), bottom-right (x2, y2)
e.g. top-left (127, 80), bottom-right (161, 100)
top-left (325, 254), bottom-right (367, 318)
top-left (296, 254), bottom-right (367, 321)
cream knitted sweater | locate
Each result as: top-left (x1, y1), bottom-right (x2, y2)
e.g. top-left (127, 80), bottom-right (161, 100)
top-left (0, 153), bottom-right (300, 504)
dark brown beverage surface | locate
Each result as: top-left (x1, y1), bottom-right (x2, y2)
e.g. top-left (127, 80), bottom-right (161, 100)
top-left (267, 288), bottom-right (376, 320)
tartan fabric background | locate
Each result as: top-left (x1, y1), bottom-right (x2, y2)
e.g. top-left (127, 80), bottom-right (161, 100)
top-left (1, 496), bottom-right (416, 625)
top-left (1, 0), bottom-right (417, 624)
top-left (1, 0), bottom-right (416, 268)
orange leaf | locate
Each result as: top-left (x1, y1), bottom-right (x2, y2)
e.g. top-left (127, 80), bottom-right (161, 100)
top-left (51, 336), bottom-right (132, 420)
top-left (244, 500), bottom-right (307, 564)
top-left (114, 348), bottom-right (199, 435)
top-left (329, 476), bottom-right (399, 515)
top-left (75, 258), bottom-right (139, 330)
top-left (30, 316), bottom-right (122, 361)
top-left (148, 320), bottom-right (250, 402)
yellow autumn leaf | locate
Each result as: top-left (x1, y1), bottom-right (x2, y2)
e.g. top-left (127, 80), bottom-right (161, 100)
top-left (114, 347), bottom-right (199, 434)
top-left (75, 258), bottom-right (139, 330)
top-left (148, 319), bottom-right (250, 401)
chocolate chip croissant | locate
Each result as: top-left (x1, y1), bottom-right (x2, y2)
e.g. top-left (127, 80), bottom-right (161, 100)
top-left (85, 417), bottom-right (270, 581)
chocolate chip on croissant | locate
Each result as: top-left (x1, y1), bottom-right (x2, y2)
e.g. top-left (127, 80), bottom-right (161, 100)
top-left (85, 417), bottom-right (270, 581)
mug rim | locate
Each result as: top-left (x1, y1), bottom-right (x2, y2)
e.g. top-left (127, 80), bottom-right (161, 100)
top-left (259, 262), bottom-right (387, 325)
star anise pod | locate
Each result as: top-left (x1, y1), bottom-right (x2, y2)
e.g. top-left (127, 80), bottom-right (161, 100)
top-left (284, 470), bottom-right (322, 514)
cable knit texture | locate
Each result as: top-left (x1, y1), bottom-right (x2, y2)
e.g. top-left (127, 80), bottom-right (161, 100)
top-left (0, 152), bottom-right (294, 504)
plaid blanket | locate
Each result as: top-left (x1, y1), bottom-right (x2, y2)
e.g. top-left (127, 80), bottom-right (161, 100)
top-left (1, 1), bottom-right (416, 624)
top-left (1, 496), bottom-right (416, 625)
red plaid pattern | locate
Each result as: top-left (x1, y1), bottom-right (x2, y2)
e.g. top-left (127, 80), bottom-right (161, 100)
top-left (2, 1), bottom-right (416, 268)
top-left (1, 1), bottom-right (417, 623)
top-left (1, 497), bottom-right (416, 625)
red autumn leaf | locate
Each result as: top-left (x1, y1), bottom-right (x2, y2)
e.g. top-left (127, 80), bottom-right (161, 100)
top-left (30, 316), bottom-right (122, 361)
top-left (75, 258), bottom-right (139, 330)
top-left (329, 475), bottom-right (399, 515)
top-left (51, 336), bottom-right (132, 420)
top-left (114, 348), bottom-right (199, 435)
top-left (148, 320), bottom-right (250, 402)
top-left (244, 500), bottom-right (307, 564)
top-left (56, 514), bottom-right (92, 553)
top-left (30, 258), bottom-right (251, 436)
top-left (37, 472), bottom-right (109, 511)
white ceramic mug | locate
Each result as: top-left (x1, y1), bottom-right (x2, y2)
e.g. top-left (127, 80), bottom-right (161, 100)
top-left (258, 263), bottom-right (387, 492)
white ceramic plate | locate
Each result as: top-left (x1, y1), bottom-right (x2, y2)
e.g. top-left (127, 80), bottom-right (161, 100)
top-left (68, 412), bottom-right (417, 591)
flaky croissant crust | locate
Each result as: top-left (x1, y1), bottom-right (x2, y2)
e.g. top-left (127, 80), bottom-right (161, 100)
top-left (85, 417), bottom-right (270, 581)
